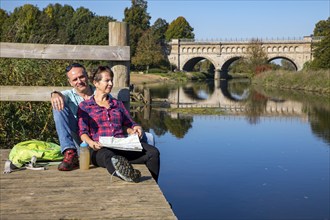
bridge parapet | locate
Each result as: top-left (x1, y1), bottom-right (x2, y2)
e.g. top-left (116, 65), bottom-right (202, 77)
top-left (177, 36), bottom-right (321, 43)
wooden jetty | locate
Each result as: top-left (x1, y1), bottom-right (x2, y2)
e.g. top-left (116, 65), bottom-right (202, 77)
top-left (0, 149), bottom-right (176, 220)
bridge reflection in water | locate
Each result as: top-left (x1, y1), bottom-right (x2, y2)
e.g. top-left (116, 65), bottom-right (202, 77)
top-left (166, 79), bottom-right (304, 117)
top-left (0, 81), bottom-right (305, 119)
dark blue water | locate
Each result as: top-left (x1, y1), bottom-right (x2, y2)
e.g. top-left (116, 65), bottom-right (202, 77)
top-left (153, 115), bottom-right (329, 220)
top-left (132, 80), bottom-right (330, 220)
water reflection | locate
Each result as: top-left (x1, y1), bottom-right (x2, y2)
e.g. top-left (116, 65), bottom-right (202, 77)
top-left (310, 108), bottom-right (330, 145)
top-left (219, 79), bottom-right (250, 101)
top-left (133, 79), bottom-right (330, 145)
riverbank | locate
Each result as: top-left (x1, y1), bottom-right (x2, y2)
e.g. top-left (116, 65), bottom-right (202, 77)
top-left (252, 69), bottom-right (330, 94)
top-left (130, 72), bottom-right (172, 85)
top-left (130, 71), bottom-right (212, 85)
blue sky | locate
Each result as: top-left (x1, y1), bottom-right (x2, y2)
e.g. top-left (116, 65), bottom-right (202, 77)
top-left (1, 0), bottom-right (329, 40)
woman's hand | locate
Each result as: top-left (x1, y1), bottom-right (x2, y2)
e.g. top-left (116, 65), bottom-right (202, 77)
top-left (81, 134), bottom-right (102, 150)
top-left (88, 140), bottom-right (102, 151)
top-left (126, 127), bottom-right (134, 135)
top-left (132, 126), bottom-right (144, 139)
top-left (51, 92), bottom-right (65, 111)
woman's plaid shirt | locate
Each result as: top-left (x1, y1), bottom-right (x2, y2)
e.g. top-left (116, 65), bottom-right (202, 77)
top-left (78, 96), bottom-right (138, 141)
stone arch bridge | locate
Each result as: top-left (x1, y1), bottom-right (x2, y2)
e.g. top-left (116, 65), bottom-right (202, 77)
top-left (167, 36), bottom-right (318, 79)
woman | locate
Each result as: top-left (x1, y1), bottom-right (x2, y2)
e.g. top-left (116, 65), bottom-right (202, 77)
top-left (77, 66), bottom-right (160, 182)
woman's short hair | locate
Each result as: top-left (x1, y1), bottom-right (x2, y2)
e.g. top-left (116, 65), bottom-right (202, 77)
top-left (92, 66), bottom-right (114, 82)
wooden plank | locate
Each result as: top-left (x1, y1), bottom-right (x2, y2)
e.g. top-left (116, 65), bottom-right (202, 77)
top-left (0, 42), bottom-right (130, 61)
top-left (0, 149), bottom-right (176, 220)
top-left (0, 86), bottom-right (130, 102)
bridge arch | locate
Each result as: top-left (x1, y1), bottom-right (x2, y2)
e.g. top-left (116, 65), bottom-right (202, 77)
top-left (220, 56), bottom-right (243, 72)
top-left (219, 55), bottom-right (299, 74)
top-left (268, 55), bottom-right (298, 71)
top-left (181, 56), bottom-right (217, 72)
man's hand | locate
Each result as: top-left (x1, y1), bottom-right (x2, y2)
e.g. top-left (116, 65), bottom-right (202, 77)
top-left (51, 92), bottom-right (64, 111)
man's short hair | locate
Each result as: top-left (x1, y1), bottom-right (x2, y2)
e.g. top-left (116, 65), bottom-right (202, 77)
top-left (65, 63), bottom-right (87, 75)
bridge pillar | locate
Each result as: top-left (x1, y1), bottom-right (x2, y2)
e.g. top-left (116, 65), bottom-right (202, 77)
top-left (214, 69), bottom-right (221, 80)
top-left (214, 79), bottom-right (221, 88)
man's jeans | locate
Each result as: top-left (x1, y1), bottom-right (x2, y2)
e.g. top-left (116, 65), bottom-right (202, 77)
top-left (53, 106), bottom-right (80, 154)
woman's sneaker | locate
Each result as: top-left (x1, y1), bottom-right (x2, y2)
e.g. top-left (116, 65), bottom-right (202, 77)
top-left (111, 155), bottom-right (141, 182)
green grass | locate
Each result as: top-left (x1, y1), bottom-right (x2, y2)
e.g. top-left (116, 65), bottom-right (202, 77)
top-left (167, 107), bottom-right (225, 115)
top-left (252, 69), bottom-right (330, 94)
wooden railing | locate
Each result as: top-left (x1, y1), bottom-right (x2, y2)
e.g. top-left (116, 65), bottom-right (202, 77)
top-left (0, 22), bottom-right (131, 104)
top-left (0, 43), bottom-right (129, 61)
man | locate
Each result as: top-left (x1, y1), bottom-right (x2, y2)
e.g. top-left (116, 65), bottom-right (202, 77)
top-left (51, 63), bottom-right (94, 171)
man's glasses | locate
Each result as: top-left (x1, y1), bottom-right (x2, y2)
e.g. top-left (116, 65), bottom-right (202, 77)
top-left (65, 63), bottom-right (85, 72)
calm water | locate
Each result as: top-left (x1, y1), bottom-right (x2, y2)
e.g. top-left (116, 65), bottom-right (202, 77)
top-left (132, 80), bottom-right (330, 220)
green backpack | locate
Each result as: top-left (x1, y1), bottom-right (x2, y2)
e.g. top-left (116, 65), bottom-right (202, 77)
top-left (9, 140), bottom-right (63, 168)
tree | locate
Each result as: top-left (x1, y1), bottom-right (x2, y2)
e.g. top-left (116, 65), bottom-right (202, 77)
top-left (200, 59), bottom-right (214, 73)
top-left (165, 16), bottom-right (194, 41)
top-left (151, 18), bottom-right (168, 43)
top-left (309, 17), bottom-right (330, 69)
top-left (41, 4), bottom-right (75, 44)
top-left (281, 59), bottom-right (296, 71)
top-left (151, 18), bottom-right (170, 69)
top-left (67, 7), bottom-right (94, 44)
top-left (132, 29), bottom-right (164, 73)
top-left (84, 16), bottom-right (115, 45)
top-left (245, 39), bottom-right (269, 76)
top-left (123, 0), bottom-right (151, 59)
top-left (1, 4), bottom-right (41, 43)
top-left (313, 17), bottom-right (330, 36)
top-left (0, 9), bottom-right (9, 41)
top-left (229, 58), bottom-right (248, 73)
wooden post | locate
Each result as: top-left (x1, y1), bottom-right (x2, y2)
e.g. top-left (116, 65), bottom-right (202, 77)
top-left (143, 88), bottom-right (151, 104)
top-left (108, 22), bottom-right (130, 109)
top-left (143, 88), bottom-right (151, 120)
top-left (108, 22), bottom-right (130, 88)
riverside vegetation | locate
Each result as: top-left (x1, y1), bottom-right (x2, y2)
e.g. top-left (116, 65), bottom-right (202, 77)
top-left (252, 69), bottom-right (330, 94)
